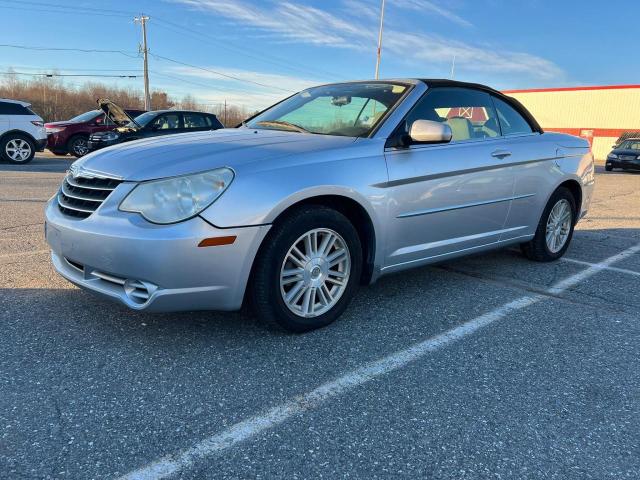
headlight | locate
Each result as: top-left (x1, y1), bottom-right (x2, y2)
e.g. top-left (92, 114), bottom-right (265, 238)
top-left (608, 153), bottom-right (618, 159)
top-left (102, 131), bottom-right (120, 141)
top-left (119, 168), bottom-right (234, 224)
top-left (46, 126), bottom-right (65, 134)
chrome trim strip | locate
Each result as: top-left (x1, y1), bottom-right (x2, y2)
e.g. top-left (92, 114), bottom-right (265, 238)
top-left (61, 181), bottom-right (105, 202)
top-left (65, 175), bottom-right (118, 191)
top-left (397, 193), bottom-right (536, 218)
top-left (56, 193), bottom-right (95, 213)
top-left (92, 271), bottom-right (126, 285)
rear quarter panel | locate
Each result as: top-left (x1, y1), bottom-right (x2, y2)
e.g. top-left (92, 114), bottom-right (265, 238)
top-left (504, 132), bottom-right (593, 239)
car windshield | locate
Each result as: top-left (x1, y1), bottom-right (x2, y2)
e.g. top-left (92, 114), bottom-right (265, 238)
top-left (245, 82), bottom-right (410, 137)
top-left (618, 140), bottom-right (640, 150)
top-left (70, 110), bottom-right (101, 123)
top-left (128, 111), bottom-right (156, 127)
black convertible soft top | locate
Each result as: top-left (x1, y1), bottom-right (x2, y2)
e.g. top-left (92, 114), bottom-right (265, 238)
top-left (418, 79), bottom-right (544, 134)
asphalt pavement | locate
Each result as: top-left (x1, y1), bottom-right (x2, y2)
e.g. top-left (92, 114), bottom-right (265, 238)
top-left (1, 154), bottom-right (639, 479)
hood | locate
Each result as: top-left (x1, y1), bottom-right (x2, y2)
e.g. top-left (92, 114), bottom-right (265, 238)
top-left (97, 98), bottom-right (138, 127)
top-left (74, 128), bottom-right (358, 181)
top-left (45, 121), bottom-right (74, 128)
top-left (612, 148), bottom-right (640, 156)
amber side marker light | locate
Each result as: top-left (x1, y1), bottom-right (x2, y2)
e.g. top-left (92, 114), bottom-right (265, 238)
top-left (198, 236), bottom-right (237, 247)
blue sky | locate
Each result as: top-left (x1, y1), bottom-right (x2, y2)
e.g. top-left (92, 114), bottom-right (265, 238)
top-left (1, 0), bottom-right (637, 109)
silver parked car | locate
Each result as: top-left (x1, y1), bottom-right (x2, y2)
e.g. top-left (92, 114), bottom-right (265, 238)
top-left (45, 79), bottom-right (595, 331)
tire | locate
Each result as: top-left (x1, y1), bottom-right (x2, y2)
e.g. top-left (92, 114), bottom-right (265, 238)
top-left (521, 187), bottom-right (576, 262)
top-left (1, 134), bottom-right (35, 164)
top-left (67, 135), bottom-right (89, 157)
top-left (605, 165), bottom-right (613, 171)
top-left (249, 205), bottom-right (363, 332)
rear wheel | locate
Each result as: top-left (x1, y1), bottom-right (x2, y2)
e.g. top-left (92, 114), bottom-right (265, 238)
top-left (521, 187), bottom-right (576, 262)
top-left (249, 206), bottom-right (362, 332)
top-left (67, 135), bottom-right (89, 157)
top-left (1, 134), bottom-right (35, 163)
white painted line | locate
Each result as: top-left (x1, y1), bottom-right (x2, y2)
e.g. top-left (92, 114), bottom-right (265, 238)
top-left (0, 249), bottom-right (49, 260)
top-left (561, 257), bottom-right (640, 278)
top-left (119, 242), bottom-right (640, 480)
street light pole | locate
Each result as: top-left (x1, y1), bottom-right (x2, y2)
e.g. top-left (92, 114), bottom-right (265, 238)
top-left (374, 0), bottom-right (385, 79)
top-left (134, 14), bottom-right (151, 111)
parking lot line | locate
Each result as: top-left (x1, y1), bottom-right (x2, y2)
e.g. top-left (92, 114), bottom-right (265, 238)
top-left (561, 256), bottom-right (640, 277)
top-left (118, 241), bottom-right (640, 480)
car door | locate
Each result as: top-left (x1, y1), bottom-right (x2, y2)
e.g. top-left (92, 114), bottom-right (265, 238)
top-left (383, 87), bottom-right (516, 270)
top-left (490, 95), bottom-right (558, 241)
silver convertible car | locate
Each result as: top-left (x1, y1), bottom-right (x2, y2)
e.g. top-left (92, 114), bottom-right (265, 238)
top-left (45, 79), bottom-right (595, 331)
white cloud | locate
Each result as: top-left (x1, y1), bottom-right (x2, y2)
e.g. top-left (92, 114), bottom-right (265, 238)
top-left (170, 0), bottom-right (564, 81)
top-left (390, 0), bottom-right (473, 27)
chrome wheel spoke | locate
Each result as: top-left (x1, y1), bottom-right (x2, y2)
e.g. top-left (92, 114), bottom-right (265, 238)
top-left (545, 199), bottom-right (572, 253)
top-left (280, 227), bottom-right (351, 318)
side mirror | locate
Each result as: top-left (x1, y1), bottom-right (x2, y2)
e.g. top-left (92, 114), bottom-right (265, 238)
top-left (409, 120), bottom-right (452, 144)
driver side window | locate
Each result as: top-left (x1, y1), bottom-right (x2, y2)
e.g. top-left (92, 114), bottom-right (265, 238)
top-left (403, 87), bottom-right (500, 143)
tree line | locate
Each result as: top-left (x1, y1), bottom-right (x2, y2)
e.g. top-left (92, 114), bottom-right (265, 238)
top-left (0, 72), bottom-right (253, 127)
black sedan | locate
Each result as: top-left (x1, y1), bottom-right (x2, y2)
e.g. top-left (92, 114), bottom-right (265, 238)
top-left (605, 138), bottom-right (640, 172)
top-left (87, 99), bottom-right (223, 152)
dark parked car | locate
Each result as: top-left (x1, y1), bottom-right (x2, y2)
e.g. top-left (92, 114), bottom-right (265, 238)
top-left (87, 99), bottom-right (223, 152)
top-left (605, 138), bottom-right (640, 172)
top-left (45, 108), bottom-right (146, 157)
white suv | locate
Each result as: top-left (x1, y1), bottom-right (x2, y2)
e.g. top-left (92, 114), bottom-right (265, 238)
top-left (0, 99), bottom-right (47, 164)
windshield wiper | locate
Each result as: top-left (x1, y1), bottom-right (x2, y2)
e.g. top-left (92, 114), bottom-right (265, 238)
top-left (254, 120), bottom-right (310, 133)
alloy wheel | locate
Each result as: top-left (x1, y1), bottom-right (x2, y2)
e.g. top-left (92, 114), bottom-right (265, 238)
top-left (71, 138), bottom-right (89, 156)
top-left (5, 139), bottom-right (32, 162)
top-left (545, 199), bottom-right (572, 253)
top-left (279, 228), bottom-right (351, 318)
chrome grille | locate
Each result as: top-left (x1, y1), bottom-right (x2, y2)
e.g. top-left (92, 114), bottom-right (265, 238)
top-left (57, 174), bottom-right (122, 219)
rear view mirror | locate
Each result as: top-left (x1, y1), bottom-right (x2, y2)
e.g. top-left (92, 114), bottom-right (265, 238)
top-left (409, 120), bottom-right (452, 143)
top-left (331, 95), bottom-right (351, 107)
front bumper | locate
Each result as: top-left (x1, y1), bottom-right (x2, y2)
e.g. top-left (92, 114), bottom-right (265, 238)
top-left (606, 158), bottom-right (640, 170)
top-left (87, 138), bottom-right (119, 152)
top-left (45, 191), bottom-right (270, 312)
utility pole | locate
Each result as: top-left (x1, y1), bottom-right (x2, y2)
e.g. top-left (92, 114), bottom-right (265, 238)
top-left (134, 14), bottom-right (151, 110)
top-left (374, 0), bottom-right (385, 79)
top-left (450, 54), bottom-right (456, 79)
top-left (223, 99), bottom-right (227, 126)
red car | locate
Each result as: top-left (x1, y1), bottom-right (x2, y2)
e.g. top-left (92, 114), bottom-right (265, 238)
top-left (45, 108), bottom-right (145, 157)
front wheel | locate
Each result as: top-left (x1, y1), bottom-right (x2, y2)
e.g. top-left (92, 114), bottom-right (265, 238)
top-left (249, 206), bottom-right (362, 332)
top-left (68, 135), bottom-right (89, 157)
top-left (521, 187), bottom-right (576, 262)
top-left (605, 165), bottom-right (613, 172)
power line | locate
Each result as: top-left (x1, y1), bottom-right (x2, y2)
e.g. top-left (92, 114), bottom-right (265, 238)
top-left (0, 0), bottom-right (133, 17)
top-left (152, 17), bottom-right (344, 82)
top-left (149, 53), bottom-right (294, 93)
top-left (0, 43), bottom-right (139, 58)
top-left (2, 71), bottom-right (140, 78)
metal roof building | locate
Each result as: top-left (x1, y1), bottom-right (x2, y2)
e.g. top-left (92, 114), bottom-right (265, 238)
top-left (503, 84), bottom-right (640, 160)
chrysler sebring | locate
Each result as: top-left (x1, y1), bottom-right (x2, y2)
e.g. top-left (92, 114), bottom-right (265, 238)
top-left (45, 79), bottom-right (595, 332)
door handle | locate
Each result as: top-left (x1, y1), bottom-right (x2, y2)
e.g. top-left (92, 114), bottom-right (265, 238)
top-left (491, 149), bottom-right (512, 159)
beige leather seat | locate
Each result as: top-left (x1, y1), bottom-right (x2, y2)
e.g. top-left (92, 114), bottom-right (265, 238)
top-left (445, 116), bottom-right (473, 141)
